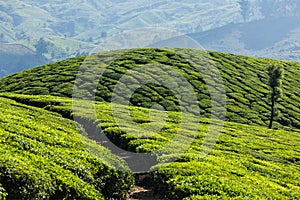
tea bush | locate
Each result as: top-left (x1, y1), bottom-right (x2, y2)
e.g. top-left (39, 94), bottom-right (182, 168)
top-left (0, 96), bottom-right (134, 199)
top-left (0, 48), bottom-right (299, 128)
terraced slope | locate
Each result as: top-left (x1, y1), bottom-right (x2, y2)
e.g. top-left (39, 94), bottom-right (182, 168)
top-left (0, 95), bottom-right (133, 200)
top-left (0, 93), bottom-right (299, 199)
top-left (0, 48), bottom-right (299, 129)
top-left (0, 49), bottom-right (299, 199)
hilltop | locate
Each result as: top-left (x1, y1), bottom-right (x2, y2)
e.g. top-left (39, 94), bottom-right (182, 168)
top-left (0, 48), bottom-right (299, 199)
top-left (0, 48), bottom-right (299, 129)
top-left (2, 0), bottom-right (300, 75)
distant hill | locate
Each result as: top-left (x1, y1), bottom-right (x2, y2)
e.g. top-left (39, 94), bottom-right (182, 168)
top-left (0, 43), bottom-right (48, 76)
top-left (190, 16), bottom-right (300, 61)
top-left (1, 0), bottom-right (300, 75)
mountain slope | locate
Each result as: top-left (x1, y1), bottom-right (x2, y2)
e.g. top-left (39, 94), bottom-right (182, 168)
top-left (0, 48), bottom-right (299, 129)
top-left (0, 0), bottom-right (241, 74)
top-left (2, 0), bottom-right (300, 75)
top-left (0, 43), bottom-right (48, 77)
top-left (190, 16), bottom-right (300, 61)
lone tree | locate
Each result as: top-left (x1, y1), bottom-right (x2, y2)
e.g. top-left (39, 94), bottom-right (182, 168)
top-left (267, 64), bottom-right (284, 129)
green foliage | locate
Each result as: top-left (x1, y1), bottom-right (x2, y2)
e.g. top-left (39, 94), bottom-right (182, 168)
top-left (0, 96), bottom-right (134, 199)
top-left (0, 184), bottom-right (7, 199)
top-left (268, 64), bottom-right (284, 129)
top-left (151, 123), bottom-right (300, 199)
top-left (0, 48), bottom-right (299, 199)
top-left (268, 64), bottom-right (284, 91)
top-left (0, 93), bottom-right (299, 199)
top-left (0, 48), bottom-right (299, 129)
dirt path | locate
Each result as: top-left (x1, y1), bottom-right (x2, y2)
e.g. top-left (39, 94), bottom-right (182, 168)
top-left (75, 117), bottom-right (160, 199)
top-left (128, 173), bottom-right (160, 200)
top-left (129, 186), bottom-right (159, 200)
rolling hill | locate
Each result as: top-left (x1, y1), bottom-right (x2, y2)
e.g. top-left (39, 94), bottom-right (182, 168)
top-left (2, 0), bottom-right (300, 75)
top-left (0, 48), bottom-right (299, 199)
top-left (0, 43), bottom-right (48, 77)
top-left (0, 91), bottom-right (299, 199)
top-left (0, 48), bottom-right (299, 129)
top-left (190, 16), bottom-right (300, 62)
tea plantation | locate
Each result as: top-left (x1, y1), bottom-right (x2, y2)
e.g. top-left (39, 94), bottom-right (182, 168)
top-left (0, 93), bottom-right (299, 199)
top-left (0, 95), bottom-right (133, 199)
top-left (0, 48), bottom-right (299, 129)
top-left (0, 48), bottom-right (299, 199)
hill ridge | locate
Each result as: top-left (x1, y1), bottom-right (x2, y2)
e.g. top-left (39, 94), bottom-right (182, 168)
top-left (0, 48), bottom-right (299, 129)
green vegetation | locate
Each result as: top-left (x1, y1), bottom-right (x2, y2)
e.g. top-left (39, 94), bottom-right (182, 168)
top-left (0, 48), bottom-right (299, 129)
top-left (0, 56), bottom-right (84, 96)
top-left (0, 48), bottom-right (299, 199)
top-left (267, 64), bottom-right (284, 129)
top-left (0, 93), bottom-right (299, 199)
top-left (0, 95), bottom-right (133, 199)
top-left (151, 124), bottom-right (300, 199)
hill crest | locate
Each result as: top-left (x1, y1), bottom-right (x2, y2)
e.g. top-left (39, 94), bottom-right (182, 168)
top-left (0, 48), bottom-right (299, 129)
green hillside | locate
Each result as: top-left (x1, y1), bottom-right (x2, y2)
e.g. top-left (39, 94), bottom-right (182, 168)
top-left (0, 0), bottom-right (240, 74)
top-left (1, 0), bottom-right (300, 69)
top-left (0, 48), bottom-right (299, 129)
top-left (0, 95), bottom-right (133, 199)
top-left (0, 93), bottom-right (299, 199)
top-left (0, 48), bottom-right (299, 199)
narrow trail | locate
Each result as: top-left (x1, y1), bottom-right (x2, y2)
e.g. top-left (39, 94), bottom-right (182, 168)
top-left (74, 116), bottom-right (160, 200)
top-left (129, 174), bottom-right (160, 200)
top-left (129, 186), bottom-right (158, 200)
top-left (4, 98), bottom-right (161, 199)
top-left (74, 116), bottom-right (158, 172)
